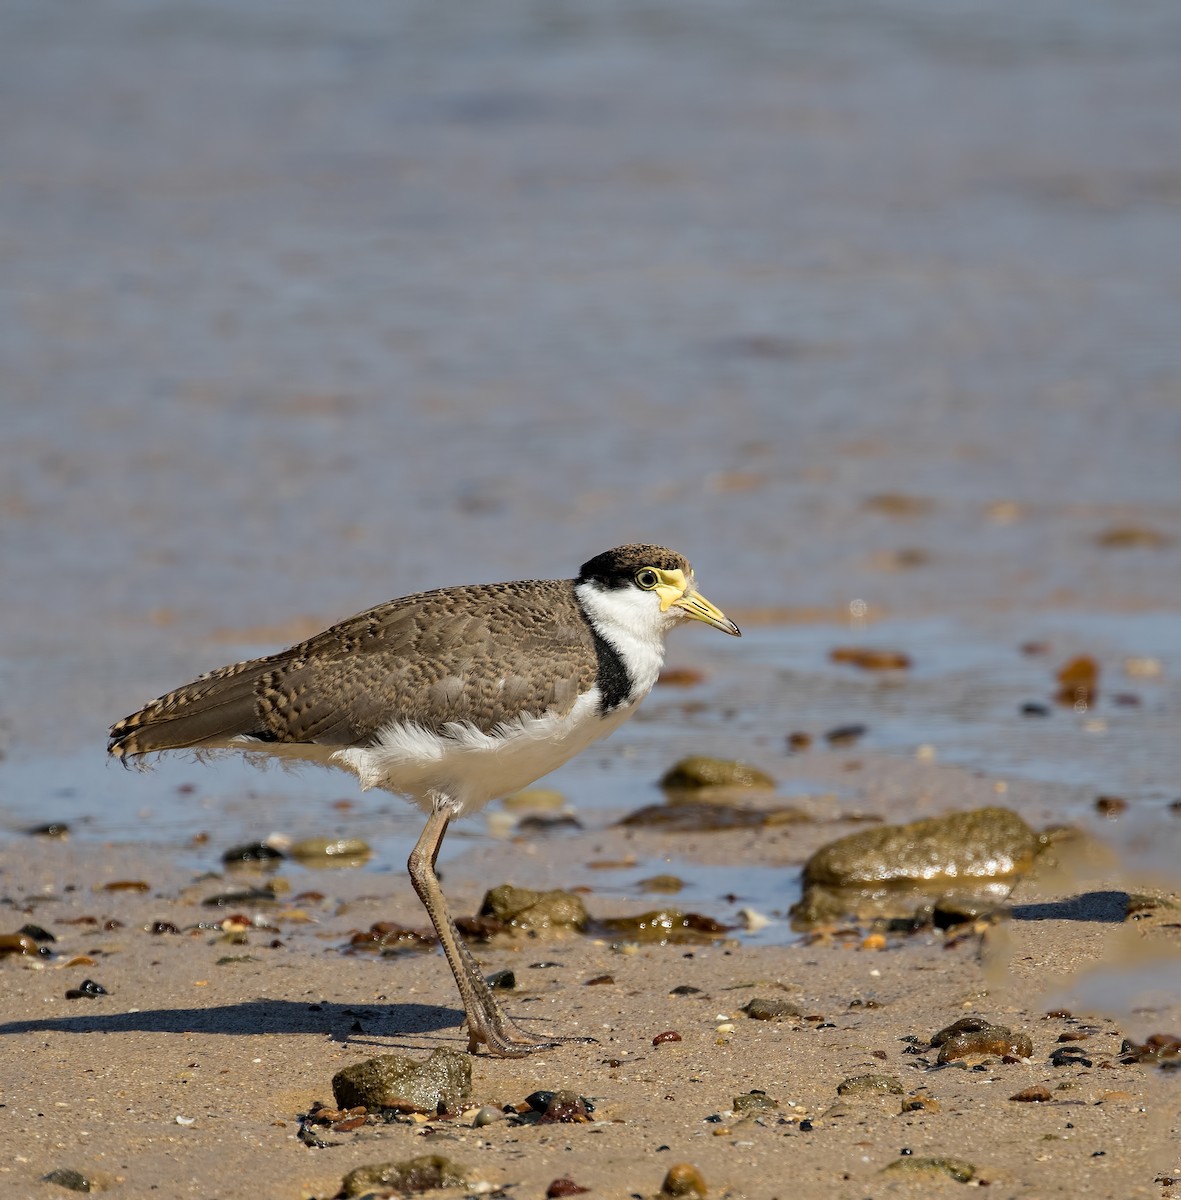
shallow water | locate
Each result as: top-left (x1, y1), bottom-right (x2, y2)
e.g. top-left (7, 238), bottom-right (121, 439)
top-left (1, 1), bottom-right (1179, 959)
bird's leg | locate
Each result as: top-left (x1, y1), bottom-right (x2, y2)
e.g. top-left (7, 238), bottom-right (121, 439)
top-left (407, 804), bottom-right (588, 1056)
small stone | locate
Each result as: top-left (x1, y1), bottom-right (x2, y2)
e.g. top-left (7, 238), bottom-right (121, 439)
top-left (64, 979), bottom-right (108, 1000)
top-left (340, 1155), bottom-right (471, 1197)
top-left (786, 731), bottom-right (813, 752)
top-left (584, 974), bottom-right (615, 986)
top-left (478, 884), bottom-right (588, 932)
top-left (101, 880), bottom-right (150, 892)
top-left (824, 723), bottom-right (867, 746)
top-left (659, 756), bottom-right (775, 791)
top-left (287, 836), bottom-right (371, 863)
top-left (471, 1106), bottom-right (501, 1128)
top-left (882, 1157), bottom-right (975, 1183)
top-left (932, 1017), bottom-right (1033, 1063)
top-left (546, 1178), bottom-right (591, 1197)
top-left (331, 1049), bottom-right (471, 1115)
top-left (741, 998), bottom-right (802, 1022)
top-left (42, 1168), bottom-right (92, 1192)
top-left (637, 874), bottom-right (685, 894)
top-left (1094, 795), bottom-right (1127, 818)
top-left (836, 1074), bottom-right (904, 1097)
top-left (660, 1162), bottom-right (708, 1198)
top-left (601, 910), bottom-right (730, 944)
top-left (221, 840), bottom-right (285, 864)
top-left (732, 1092), bottom-right (777, 1112)
top-left (830, 647), bottom-right (911, 671)
top-left (1010, 1085), bottom-right (1053, 1102)
top-left (653, 1030), bottom-right (683, 1046)
top-left (0, 933), bottom-right (40, 957)
top-left (485, 968), bottom-right (516, 990)
top-left (539, 1090), bottom-right (592, 1124)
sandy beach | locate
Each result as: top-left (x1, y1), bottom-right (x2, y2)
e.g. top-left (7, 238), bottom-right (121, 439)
top-left (2, 1), bottom-right (1180, 1196)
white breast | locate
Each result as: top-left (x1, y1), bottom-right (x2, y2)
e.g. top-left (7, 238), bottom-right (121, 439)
top-left (331, 687), bottom-right (637, 815)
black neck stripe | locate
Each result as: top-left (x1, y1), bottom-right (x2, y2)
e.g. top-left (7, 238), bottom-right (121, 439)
top-left (590, 628), bottom-right (633, 713)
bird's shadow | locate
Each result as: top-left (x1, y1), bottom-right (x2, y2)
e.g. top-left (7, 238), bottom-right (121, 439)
top-left (1008, 889), bottom-right (1129, 924)
top-left (0, 998), bottom-right (466, 1048)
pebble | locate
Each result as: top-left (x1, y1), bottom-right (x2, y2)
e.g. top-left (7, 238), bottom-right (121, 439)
top-left (484, 968), bottom-right (516, 990)
top-left (830, 646), bottom-right (911, 671)
top-left (478, 884), bottom-right (588, 932)
top-left (932, 1017), bottom-right (1033, 1063)
top-left (471, 1106), bottom-right (501, 1128)
top-left (1010, 1085), bottom-right (1053, 1102)
top-left (660, 1162), bottom-right (708, 1198)
top-left (883, 1156), bottom-right (975, 1182)
top-left (221, 840), bottom-right (285, 864)
top-left (602, 910), bottom-right (730, 945)
top-left (332, 1049), bottom-right (471, 1115)
top-left (339, 1155), bottom-right (472, 1198)
top-left (659, 756), bottom-right (775, 791)
top-left (653, 1030), bottom-right (683, 1046)
top-left (42, 1168), bottom-right (93, 1192)
top-left (836, 1074), bottom-right (904, 1097)
top-left (64, 979), bottom-right (108, 1000)
top-left (741, 998), bottom-right (802, 1022)
top-left (287, 836), bottom-right (371, 863)
top-left (732, 1091), bottom-right (777, 1113)
top-left (546, 1178), bottom-right (591, 1197)
top-left (0, 933), bottom-right (40, 957)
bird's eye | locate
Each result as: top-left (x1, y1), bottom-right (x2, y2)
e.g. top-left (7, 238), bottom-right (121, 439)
top-left (635, 569), bottom-right (660, 589)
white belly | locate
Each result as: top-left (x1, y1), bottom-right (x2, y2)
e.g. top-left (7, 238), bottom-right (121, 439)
top-left (331, 687), bottom-right (635, 815)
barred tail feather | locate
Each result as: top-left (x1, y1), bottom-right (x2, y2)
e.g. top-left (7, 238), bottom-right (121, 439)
top-left (107, 659), bottom-right (267, 760)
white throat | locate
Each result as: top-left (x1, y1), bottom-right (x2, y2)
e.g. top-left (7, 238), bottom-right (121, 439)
top-left (575, 578), bottom-right (676, 701)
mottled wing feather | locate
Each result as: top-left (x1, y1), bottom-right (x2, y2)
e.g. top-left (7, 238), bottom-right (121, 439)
top-left (109, 579), bottom-right (596, 758)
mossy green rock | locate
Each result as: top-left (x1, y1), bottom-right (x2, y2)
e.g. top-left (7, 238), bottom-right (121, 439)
top-left (478, 884), bottom-right (588, 931)
top-left (331, 1048), bottom-right (471, 1114)
top-left (340, 1154), bottom-right (471, 1197)
top-left (660, 756), bottom-right (775, 791)
top-left (792, 807), bottom-right (1041, 926)
top-left (803, 807), bottom-right (1038, 887)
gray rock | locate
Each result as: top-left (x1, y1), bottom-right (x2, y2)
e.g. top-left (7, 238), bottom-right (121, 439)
top-left (332, 1048), bottom-right (471, 1115)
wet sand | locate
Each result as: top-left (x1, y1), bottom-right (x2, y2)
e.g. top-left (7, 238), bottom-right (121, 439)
top-left (1, 752), bottom-right (1179, 1198)
top-left (2, 1), bottom-right (1181, 1197)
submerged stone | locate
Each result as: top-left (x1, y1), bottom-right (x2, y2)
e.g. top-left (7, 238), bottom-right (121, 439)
top-left (659, 756), bottom-right (775, 791)
top-left (618, 801), bottom-right (804, 832)
top-left (478, 884), bottom-right (588, 932)
top-left (331, 1048), bottom-right (471, 1115)
top-left (600, 909), bottom-right (730, 944)
top-left (340, 1155), bottom-right (472, 1197)
top-left (287, 836), bottom-right (371, 865)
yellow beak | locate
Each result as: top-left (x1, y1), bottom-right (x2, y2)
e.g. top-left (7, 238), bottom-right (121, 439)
top-left (672, 589), bottom-right (741, 637)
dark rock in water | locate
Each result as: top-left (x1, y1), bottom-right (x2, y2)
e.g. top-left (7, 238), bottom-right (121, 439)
top-left (601, 909), bottom-right (731, 944)
top-left (332, 1049), bottom-right (471, 1115)
top-left (637, 873), bottom-right (685, 893)
top-left (478, 884), bottom-right (588, 932)
top-left (27, 822), bottom-right (70, 838)
top-left (837, 1073), bottom-right (904, 1097)
top-left (42, 1168), bottom-right (92, 1192)
top-left (792, 807), bottom-right (1041, 926)
top-left (340, 1154), bottom-right (472, 1197)
top-left (659, 756), bottom-right (775, 791)
top-left (202, 886), bottom-right (280, 907)
top-left (618, 801), bottom-right (804, 832)
top-left (732, 1091), bottom-right (778, 1112)
top-left (882, 1156), bottom-right (975, 1182)
top-left (222, 840), bottom-right (285, 864)
top-left (485, 968), bottom-right (516, 990)
top-left (741, 997), bottom-right (802, 1021)
top-left (824, 723), bottom-right (867, 746)
top-left (932, 1016), bottom-right (1032, 1062)
top-left (660, 1162), bottom-right (708, 1198)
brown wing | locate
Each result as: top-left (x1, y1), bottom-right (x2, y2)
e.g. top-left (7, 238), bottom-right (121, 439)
top-left (108, 579), bottom-right (596, 759)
